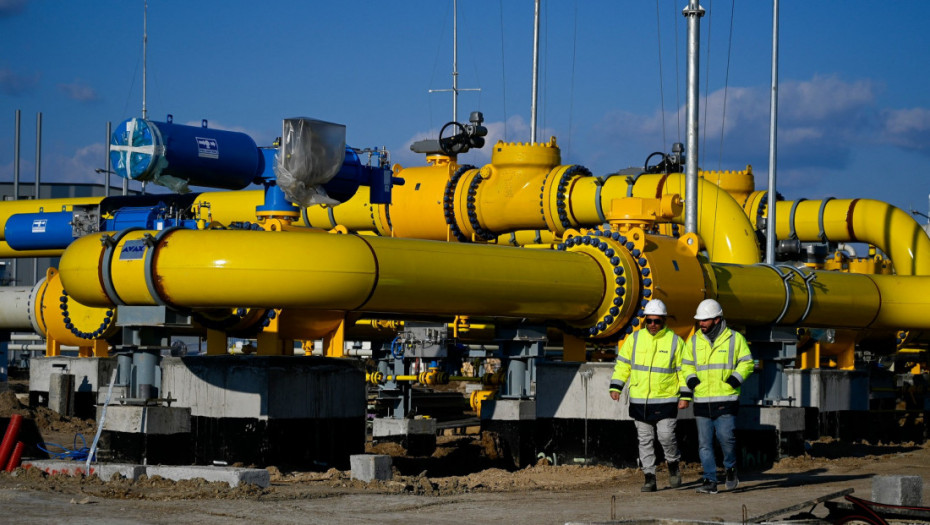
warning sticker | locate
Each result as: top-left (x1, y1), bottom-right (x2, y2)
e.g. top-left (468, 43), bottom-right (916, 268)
top-left (196, 137), bottom-right (219, 159)
top-left (31, 219), bottom-right (47, 233)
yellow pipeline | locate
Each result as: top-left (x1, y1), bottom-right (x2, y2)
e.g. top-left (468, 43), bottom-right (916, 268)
top-left (0, 241), bottom-right (68, 258)
top-left (770, 199), bottom-right (930, 276)
top-left (739, 195), bottom-right (930, 276)
top-left (569, 173), bottom-right (761, 264)
top-left (710, 263), bottom-right (930, 331)
top-left (312, 141), bottom-right (758, 264)
top-left (59, 229), bottom-right (608, 323)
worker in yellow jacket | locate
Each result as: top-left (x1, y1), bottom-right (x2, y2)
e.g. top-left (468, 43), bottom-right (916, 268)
top-left (681, 299), bottom-right (754, 494)
top-left (609, 299), bottom-right (689, 492)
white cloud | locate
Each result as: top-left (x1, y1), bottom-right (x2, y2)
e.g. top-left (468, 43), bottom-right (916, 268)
top-left (880, 107), bottom-right (930, 153)
top-left (0, 67), bottom-right (39, 96)
top-left (57, 81), bottom-right (99, 103)
top-left (0, 0), bottom-right (27, 18)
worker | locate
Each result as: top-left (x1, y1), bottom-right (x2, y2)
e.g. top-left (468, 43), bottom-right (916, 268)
top-left (681, 298), bottom-right (754, 494)
top-left (609, 299), bottom-right (689, 492)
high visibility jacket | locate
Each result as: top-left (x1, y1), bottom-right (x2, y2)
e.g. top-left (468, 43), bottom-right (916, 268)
top-left (681, 326), bottom-right (754, 403)
top-left (609, 326), bottom-right (689, 405)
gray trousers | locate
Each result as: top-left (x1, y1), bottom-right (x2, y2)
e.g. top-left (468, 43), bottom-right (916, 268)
top-left (634, 418), bottom-right (680, 475)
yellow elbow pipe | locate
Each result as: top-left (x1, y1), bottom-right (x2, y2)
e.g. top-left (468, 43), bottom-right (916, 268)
top-left (771, 198), bottom-right (930, 276)
top-left (569, 173), bottom-right (761, 264)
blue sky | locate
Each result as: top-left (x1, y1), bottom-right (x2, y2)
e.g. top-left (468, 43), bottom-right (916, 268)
top-left (1, 0), bottom-right (929, 219)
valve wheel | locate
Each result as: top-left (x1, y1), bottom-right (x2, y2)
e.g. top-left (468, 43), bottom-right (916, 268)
top-left (438, 121), bottom-right (468, 156)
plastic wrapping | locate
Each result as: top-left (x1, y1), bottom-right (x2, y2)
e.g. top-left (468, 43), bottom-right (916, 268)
top-left (274, 118), bottom-right (346, 207)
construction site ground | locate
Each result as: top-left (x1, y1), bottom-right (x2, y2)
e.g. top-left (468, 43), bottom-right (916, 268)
top-left (2, 387), bottom-right (930, 525)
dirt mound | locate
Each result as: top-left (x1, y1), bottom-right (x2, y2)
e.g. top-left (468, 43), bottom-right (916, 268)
top-left (0, 390), bottom-right (96, 436)
top-left (0, 390), bottom-right (28, 417)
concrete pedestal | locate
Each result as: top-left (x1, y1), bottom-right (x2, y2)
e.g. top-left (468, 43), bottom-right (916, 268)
top-left (29, 357), bottom-right (117, 419)
top-left (372, 417), bottom-right (437, 456)
top-left (350, 454), bottom-right (393, 482)
top-left (97, 405), bottom-right (192, 465)
top-left (160, 355), bottom-right (366, 469)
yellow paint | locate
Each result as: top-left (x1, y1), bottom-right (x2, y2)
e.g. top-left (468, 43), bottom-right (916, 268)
top-left (34, 268), bottom-right (115, 356)
top-left (753, 198), bottom-right (930, 276)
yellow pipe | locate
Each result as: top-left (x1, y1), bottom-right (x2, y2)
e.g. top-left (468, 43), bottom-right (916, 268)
top-left (59, 229), bottom-right (608, 322)
top-left (0, 241), bottom-right (66, 258)
top-left (570, 174), bottom-right (761, 264)
top-left (766, 198), bottom-right (930, 276)
top-left (710, 263), bottom-right (930, 331)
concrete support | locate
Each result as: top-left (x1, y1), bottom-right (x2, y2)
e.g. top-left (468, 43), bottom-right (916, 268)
top-left (872, 475), bottom-right (923, 506)
top-left (29, 357), bottom-right (117, 419)
top-left (372, 417), bottom-right (437, 456)
top-left (350, 454), bottom-right (392, 482)
top-left (48, 373), bottom-right (74, 416)
top-left (160, 355), bottom-right (365, 468)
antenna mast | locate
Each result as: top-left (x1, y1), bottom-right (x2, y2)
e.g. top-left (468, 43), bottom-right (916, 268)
top-left (429, 0), bottom-right (480, 123)
top-left (142, 0), bottom-right (148, 119)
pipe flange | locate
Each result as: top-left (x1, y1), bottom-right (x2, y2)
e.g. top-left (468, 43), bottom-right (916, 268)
top-left (60, 290), bottom-right (116, 341)
top-left (443, 164), bottom-right (475, 242)
top-left (559, 229), bottom-right (640, 339)
top-left (465, 172), bottom-right (497, 241)
top-left (543, 165), bottom-right (591, 235)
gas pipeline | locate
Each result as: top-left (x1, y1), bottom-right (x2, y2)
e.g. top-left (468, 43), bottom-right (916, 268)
top-left (2, 111), bottom-right (929, 425)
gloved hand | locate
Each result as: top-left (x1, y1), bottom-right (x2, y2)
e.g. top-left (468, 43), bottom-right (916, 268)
top-left (686, 377), bottom-right (700, 391)
top-left (725, 375), bottom-right (741, 389)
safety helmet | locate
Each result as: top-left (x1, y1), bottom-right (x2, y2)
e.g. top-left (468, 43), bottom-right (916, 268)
top-left (643, 299), bottom-right (668, 316)
top-left (693, 299), bottom-right (723, 320)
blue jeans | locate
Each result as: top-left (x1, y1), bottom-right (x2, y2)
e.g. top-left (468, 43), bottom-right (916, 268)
top-left (695, 414), bottom-right (737, 483)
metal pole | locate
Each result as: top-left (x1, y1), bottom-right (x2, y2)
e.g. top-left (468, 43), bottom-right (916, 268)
top-left (142, 0), bottom-right (148, 120)
top-left (765, 0), bottom-right (780, 265)
top-left (13, 110), bottom-right (20, 201)
top-left (33, 112), bottom-right (42, 285)
top-left (12, 110), bottom-right (20, 284)
top-left (530, 0), bottom-right (541, 143)
top-left (452, 0), bottom-right (458, 123)
top-left (683, 1), bottom-right (704, 235)
top-left (105, 121), bottom-right (111, 196)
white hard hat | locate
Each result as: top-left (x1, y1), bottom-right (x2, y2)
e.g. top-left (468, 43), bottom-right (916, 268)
top-left (643, 299), bottom-right (668, 316)
top-left (694, 299), bottom-right (723, 320)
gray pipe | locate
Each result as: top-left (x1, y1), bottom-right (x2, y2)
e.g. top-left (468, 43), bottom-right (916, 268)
top-left (765, 0), bottom-right (780, 265)
top-left (683, 2), bottom-right (705, 235)
top-left (33, 112), bottom-right (42, 285)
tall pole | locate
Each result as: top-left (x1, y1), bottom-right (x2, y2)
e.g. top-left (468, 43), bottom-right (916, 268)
top-left (765, 0), bottom-right (780, 265)
top-left (105, 121), bottom-right (112, 196)
top-left (13, 110), bottom-right (20, 202)
top-left (683, 1), bottom-right (704, 235)
top-left (427, 1), bottom-right (479, 126)
top-left (12, 110), bottom-right (21, 283)
top-left (34, 112), bottom-right (42, 285)
top-left (530, 0), bottom-right (541, 143)
top-left (142, 0), bottom-right (148, 120)
top-left (453, 0), bottom-right (459, 122)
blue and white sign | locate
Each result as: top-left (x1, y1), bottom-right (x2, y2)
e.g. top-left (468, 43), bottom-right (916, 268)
top-left (31, 219), bottom-right (48, 233)
top-left (196, 137), bottom-right (219, 159)
top-left (119, 240), bottom-right (147, 260)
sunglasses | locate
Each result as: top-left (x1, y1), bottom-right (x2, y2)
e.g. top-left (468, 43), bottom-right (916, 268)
top-left (644, 318), bottom-right (664, 325)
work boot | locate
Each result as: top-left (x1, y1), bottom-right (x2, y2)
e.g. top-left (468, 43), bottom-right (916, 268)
top-left (696, 479), bottom-right (718, 494)
top-left (667, 461), bottom-right (682, 488)
top-left (725, 467), bottom-right (739, 490)
top-left (641, 473), bottom-right (657, 492)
